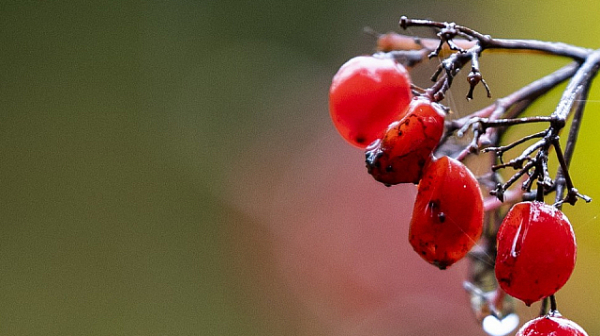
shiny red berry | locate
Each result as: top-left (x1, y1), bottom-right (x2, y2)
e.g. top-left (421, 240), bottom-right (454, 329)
top-left (409, 156), bottom-right (484, 269)
top-left (329, 55), bottom-right (412, 148)
top-left (365, 97), bottom-right (445, 185)
top-left (495, 202), bottom-right (576, 306)
top-left (516, 313), bottom-right (588, 336)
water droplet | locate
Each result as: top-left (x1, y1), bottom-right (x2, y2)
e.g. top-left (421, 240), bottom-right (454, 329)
top-left (510, 223), bottom-right (523, 258)
top-left (482, 313), bottom-right (519, 336)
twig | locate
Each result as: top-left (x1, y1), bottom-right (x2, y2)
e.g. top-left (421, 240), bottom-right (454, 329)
top-left (398, 17), bottom-right (591, 60)
top-left (554, 78), bottom-right (592, 207)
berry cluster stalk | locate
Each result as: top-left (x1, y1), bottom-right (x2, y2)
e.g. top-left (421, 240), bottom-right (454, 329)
top-left (370, 16), bottom-right (599, 334)
top-left (330, 16), bottom-right (598, 335)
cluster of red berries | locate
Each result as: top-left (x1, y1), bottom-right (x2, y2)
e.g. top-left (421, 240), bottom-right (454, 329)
top-left (330, 54), bottom-right (484, 269)
top-left (329, 55), bottom-right (585, 334)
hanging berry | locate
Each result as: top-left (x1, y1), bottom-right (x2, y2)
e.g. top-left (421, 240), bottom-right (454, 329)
top-left (409, 156), bottom-right (484, 269)
top-left (495, 201), bottom-right (577, 306)
top-left (516, 313), bottom-right (588, 336)
top-left (366, 97), bottom-right (445, 185)
top-left (329, 55), bottom-right (413, 148)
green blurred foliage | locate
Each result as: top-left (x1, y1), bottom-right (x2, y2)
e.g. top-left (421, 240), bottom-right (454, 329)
top-left (1, 0), bottom-right (600, 335)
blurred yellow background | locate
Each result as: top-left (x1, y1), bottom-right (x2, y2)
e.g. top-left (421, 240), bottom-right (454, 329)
top-left (1, 1), bottom-right (600, 335)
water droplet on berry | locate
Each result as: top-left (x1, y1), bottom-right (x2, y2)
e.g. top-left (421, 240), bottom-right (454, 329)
top-left (509, 223), bottom-right (523, 258)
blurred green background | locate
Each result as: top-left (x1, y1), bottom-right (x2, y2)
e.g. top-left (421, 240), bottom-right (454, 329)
top-left (1, 1), bottom-right (600, 335)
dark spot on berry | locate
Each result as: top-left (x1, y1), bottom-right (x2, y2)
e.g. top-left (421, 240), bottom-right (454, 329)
top-left (397, 130), bottom-right (403, 136)
top-left (428, 200), bottom-right (439, 209)
top-left (386, 165), bottom-right (394, 172)
top-left (498, 277), bottom-right (512, 287)
top-left (356, 136), bottom-right (365, 144)
top-left (433, 260), bottom-right (447, 270)
top-left (438, 212), bottom-right (446, 223)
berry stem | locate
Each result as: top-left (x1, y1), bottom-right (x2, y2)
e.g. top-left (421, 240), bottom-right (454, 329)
top-left (552, 136), bottom-right (592, 205)
top-left (448, 49), bottom-right (600, 203)
top-left (482, 38), bottom-right (590, 60)
top-left (484, 62), bottom-right (579, 124)
top-left (399, 16), bottom-right (591, 60)
top-left (551, 49), bottom-right (600, 122)
top-left (540, 297), bottom-right (549, 316)
top-left (550, 294), bottom-right (558, 313)
top-left (554, 78), bottom-right (591, 207)
top-left (442, 62), bottom-right (578, 159)
top-left (539, 295), bottom-right (560, 316)
top-left (480, 116), bottom-right (556, 128)
top-left (483, 130), bottom-right (547, 157)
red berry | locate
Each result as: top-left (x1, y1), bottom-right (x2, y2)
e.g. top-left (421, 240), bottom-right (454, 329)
top-left (495, 202), bottom-right (576, 306)
top-left (365, 97), bottom-right (445, 185)
top-left (329, 55), bottom-right (412, 148)
top-left (516, 313), bottom-right (588, 336)
top-left (409, 156), bottom-right (484, 269)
